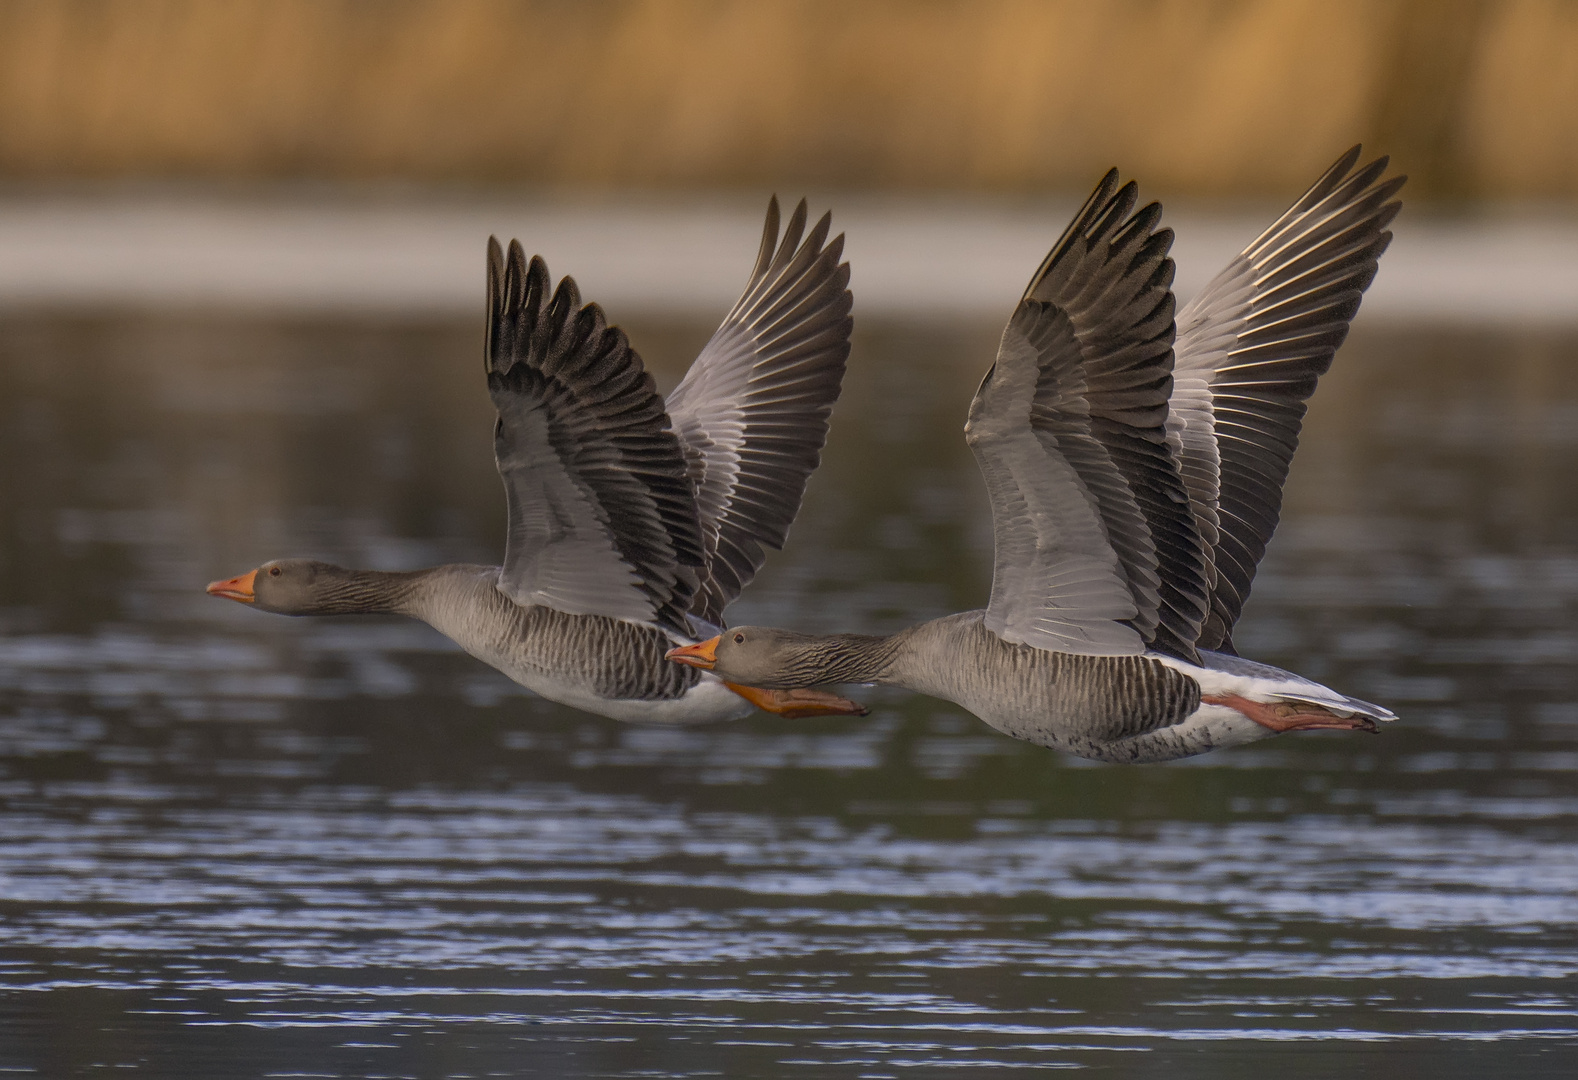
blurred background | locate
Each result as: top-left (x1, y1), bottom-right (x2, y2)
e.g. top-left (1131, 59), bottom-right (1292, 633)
top-left (1, 3), bottom-right (1577, 1078)
top-left (2, 0), bottom-right (1576, 321)
top-left (2, 0), bottom-right (1576, 199)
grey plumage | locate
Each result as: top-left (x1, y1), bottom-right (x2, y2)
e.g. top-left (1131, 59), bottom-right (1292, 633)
top-left (1171, 146), bottom-right (1403, 653)
top-left (969, 300), bottom-right (1148, 655)
top-left (409, 565), bottom-right (704, 702)
top-left (968, 172), bottom-right (1207, 661)
top-left (219, 545), bottom-right (774, 723)
top-left (679, 148), bottom-right (1403, 762)
top-left (667, 197), bottom-right (854, 626)
top-left (486, 198), bottom-right (852, 639)
top-left (892, 615), bottom-right (1204, 758)
top-left (482, 202), bottom-right (853, 694)
top-left (210, 201), bottom-right (856, 726)
top-left (487, 240), bottom-right (705, 637)
top-left (706, 614), bottom-right (1209, 763)
top-left (249, 561), bottom-right (704, 701)
top-left (971, 148), bottom-right (1402, 663)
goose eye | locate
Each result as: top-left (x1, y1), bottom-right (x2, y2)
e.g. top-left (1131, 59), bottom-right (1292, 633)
top-left (269, 567), bottom-right (282, 577)
top-left (732, 633), bottom-right (744, 644)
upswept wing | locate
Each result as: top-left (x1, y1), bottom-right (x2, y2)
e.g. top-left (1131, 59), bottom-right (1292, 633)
top-left (665, 197), bottom-right (853, 627)
top-left (1170, 146), bottom-right (1404, 652)
top-left (486, 239), bottom-right (704, 637)
top-left (967, 171), bottom-right (1210, 659)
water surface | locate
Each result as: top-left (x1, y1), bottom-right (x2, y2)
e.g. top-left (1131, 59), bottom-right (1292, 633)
top-left (0, 312), bottom-right (1575, 1077)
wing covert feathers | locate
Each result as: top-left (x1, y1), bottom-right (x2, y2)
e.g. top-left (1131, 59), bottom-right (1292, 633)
top-left (969, 171), bottom-right (1211, 660)
top-left (666, 196), bottom-right (854, 626)
top-left (486, 238), bottom-right (704, 636)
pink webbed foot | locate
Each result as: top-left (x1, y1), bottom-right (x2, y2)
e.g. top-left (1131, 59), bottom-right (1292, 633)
top-left (1202, 694), bottom-right (1379, 734)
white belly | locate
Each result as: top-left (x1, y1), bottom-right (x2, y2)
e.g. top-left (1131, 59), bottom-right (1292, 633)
top-left (504, 666), bottom-right (755, 725)
top-left (1166, 700), bottom-right (1279, 750)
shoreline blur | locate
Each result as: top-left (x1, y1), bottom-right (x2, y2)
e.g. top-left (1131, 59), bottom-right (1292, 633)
top-left (0, 189), bottom-right (1574, 324)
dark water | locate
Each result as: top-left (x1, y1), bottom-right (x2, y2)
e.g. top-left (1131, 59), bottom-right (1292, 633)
top-left (0, 310), bottom-right (1575, 1078)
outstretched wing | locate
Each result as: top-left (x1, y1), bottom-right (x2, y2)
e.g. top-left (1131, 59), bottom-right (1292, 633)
top-left (486, 238), bottom-right (704, 637)
top-left (966, 171), bottom-right (1209, 660)
top-left (1170, 146), bottom-right (1404, 652)
top-left (665, 197), bottom-right (853, 627)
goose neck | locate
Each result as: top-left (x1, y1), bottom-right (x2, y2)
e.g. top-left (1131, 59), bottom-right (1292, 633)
top-left (308, 568), bottom-right (433, 616)
top-left (798, 632), bottom-right (905, 686)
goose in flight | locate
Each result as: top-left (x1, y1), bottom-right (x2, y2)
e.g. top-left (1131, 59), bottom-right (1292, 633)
top-left (208, 199), bottom-right (867, 724)
top-left (670, 148), bottom-right (1403, 763)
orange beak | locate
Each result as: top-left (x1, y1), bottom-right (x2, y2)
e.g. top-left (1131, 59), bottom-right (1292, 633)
top-left (206, 568), bottom-right (258, 604)
top-left (665, 636), bottom-right (719, 670)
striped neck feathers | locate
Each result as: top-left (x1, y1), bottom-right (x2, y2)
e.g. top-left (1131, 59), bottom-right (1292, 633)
top-left (250, 559), bottom-right (440, 617)
top-left (710, 626), bottom-right (903, 688)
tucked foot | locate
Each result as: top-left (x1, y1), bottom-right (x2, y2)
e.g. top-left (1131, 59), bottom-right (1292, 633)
top-left (1203, 694), bottom-right (1379, 734)
top-left (725, 682), bottom-right (869, 719)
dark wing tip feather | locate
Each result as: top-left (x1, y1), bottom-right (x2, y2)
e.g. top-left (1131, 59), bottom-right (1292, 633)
top-left (821, 228), bottom-right (847, 269)
top-left (485, 236), bottom-right (505, 372)
top-left (1021, 167), bottom-right (1125, 304)
top-left (752, 196), bottom-right (782, 283)
top-left (1347, 153), bottom-right (1392, 193)
top-left (1092, 180), bottom-right (1141, 241)
top-left (804, 208), bottom-right (833, 259)
top-left (777, 199), bottom-right (810, 268)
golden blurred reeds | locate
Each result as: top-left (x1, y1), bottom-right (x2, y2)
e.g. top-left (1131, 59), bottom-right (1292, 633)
top-left (0, 0), bottom-right (1575, 197)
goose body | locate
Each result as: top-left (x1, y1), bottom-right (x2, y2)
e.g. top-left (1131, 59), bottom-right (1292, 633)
top-left (382, 564), bottom-right (743, 724)
top-left (209, 199), bottom-right (866, 725)
top-left (672, 148), bottom-right (1404, 762)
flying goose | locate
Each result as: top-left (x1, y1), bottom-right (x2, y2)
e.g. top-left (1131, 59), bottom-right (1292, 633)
top-left (670, 148), bottom-right (1404, 763)
top-left (208, 199), bottom-right (867, 724)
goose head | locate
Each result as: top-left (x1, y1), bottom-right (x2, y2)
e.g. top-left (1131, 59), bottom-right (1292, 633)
top-left (207, 559), bottom-right (374, 616)
top-left (666, 626), bottom-right (849, 689)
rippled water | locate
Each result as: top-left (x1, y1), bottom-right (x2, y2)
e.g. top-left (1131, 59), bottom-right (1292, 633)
top-left (0, 312), bottom-right (1575, 1077)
